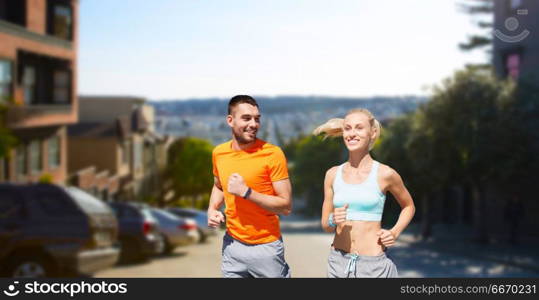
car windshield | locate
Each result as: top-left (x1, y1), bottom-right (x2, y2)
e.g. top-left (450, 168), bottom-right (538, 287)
top-left (64, 187), bottom-right (111, 214)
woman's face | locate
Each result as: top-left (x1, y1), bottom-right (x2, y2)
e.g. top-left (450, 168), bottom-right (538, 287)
top-left (342, 112), bottom-right (374, 152)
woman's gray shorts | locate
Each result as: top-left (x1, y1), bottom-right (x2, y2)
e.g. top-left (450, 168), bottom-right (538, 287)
top-left (327, 247), bottom-right (398, 278)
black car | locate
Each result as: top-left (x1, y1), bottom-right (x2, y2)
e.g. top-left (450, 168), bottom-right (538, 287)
top-left (108, 202), bottom-right (162, 263)
top-left (0, 184), bottom-right (119, 277)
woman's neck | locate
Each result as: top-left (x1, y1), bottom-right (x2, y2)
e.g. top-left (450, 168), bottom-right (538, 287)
top-left (348, 150), bottom-right (372, 169)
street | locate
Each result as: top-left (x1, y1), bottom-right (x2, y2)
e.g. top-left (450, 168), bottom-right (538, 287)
top-left (94, 219), bottom-right (539, 278)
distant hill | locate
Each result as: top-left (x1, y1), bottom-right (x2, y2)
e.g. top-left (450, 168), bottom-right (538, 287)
top-left (150, 95), bottom-right (427, 117)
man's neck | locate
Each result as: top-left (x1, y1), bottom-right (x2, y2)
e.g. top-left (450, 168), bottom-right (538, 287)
top-left (231, 138), bottom-right (257, 151)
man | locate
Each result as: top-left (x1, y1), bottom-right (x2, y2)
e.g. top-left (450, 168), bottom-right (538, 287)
top-left (207, 95), bottom-right (292, 278)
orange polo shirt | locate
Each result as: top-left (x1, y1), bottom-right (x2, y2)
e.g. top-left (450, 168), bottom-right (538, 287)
top-left (212, 139), bottom-right (289, 244)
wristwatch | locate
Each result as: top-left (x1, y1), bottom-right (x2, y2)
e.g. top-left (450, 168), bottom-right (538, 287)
top-left (243, 187), bottom-right (252, 199)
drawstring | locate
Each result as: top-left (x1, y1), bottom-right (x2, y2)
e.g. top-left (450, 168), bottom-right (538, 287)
top-left (345, 254), bottom-right (359, 276)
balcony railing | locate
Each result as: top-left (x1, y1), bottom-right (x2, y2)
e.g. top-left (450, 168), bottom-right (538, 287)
top-left (0, 19), bottom-right (72, 50)
top-left (6, 103), bottom-right (74, 128)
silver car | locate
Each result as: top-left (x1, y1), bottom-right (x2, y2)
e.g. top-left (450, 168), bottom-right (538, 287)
top-left (149, 208), bottom-right (199, 255)
top-left (167, 207), bottom-right (218, 243)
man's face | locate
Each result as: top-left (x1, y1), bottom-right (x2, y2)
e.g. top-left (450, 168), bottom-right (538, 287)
top-left (227, 103), bottom-right (260, 144)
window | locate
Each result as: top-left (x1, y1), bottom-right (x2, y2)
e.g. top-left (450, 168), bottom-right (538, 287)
top-left (122, 141), bottom-right (132, 165)
top-left (134, 141), bottom-right (142, 170)
top-left (16, 145), bottom-right (26, 179)
top-left (22, 66), bottom-right (36, 105)
top-left (0, 0), bottom-right (26, 26)
top-left (0, 60), bottom-right (11, 103)
top-left (506, 53), bottom-right (520, 80)
top-left (47, 1), bottom-right (73, 40)
top-left (0, 188), bottom-right (23, 219)
top-left (29, 140), bottom-right (42, 174)
top-left (48, 136), bottom-right (61, 169)
top-left (32, 188), bottom-right (79, 216)
top-left (53, 70), bottom-right (70, 104)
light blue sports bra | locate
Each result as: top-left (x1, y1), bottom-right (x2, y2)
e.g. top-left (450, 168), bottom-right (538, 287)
top-left (332, 161), bottom-right (386, 221)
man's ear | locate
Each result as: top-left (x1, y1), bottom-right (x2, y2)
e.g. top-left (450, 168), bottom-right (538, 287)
top-left (226, 114), bottom-right (233, 128)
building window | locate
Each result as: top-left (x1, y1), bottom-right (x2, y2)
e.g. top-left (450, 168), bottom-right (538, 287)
top-left (22, 66), bottom-right (36, 105)
top-left (0, 0), bottom-right (26, 26)
top-left (53, 70), bottom-right (70, 104)
top-left (134, 141), bottom-right (142, 171)
top-left (506, 53), bottom-right (520, 80)
top-left (16, 145), bottom-right (26, 179)
top-left (47, 1), bottom-right (73, 40)
top-left (0, 60), bottom-right (11, 103)
top-left (29, 140), bottom-right (42, 174)
top-left (48, 136), bottom-right (61, 169)
top-left (122, 141), bottom-right (132, 165)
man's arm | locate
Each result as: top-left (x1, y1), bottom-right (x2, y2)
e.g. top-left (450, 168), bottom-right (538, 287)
top-left (207, 176), bottom-right (225, 228)
top-left (228, 174), bottom-right (292, 215)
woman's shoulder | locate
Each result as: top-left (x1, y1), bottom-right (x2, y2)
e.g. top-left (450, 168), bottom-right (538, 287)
top-left (325, 165), bottom-right (340, 180)
top-left (376, 162), bottom-right (400, 181)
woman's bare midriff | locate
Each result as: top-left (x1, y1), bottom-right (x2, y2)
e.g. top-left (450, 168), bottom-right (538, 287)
top-left (332, 220), bottom-right (385, 256)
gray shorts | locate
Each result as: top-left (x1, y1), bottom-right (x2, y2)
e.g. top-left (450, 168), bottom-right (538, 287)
top-left (327, 247), bottom-right (398, 278)
top-left (221, 233), bottom-right (291, 278)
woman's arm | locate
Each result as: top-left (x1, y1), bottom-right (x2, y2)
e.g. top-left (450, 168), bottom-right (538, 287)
top-left (384, 167), bottom-right (416, 239)
top-left (321, 167), bottom-right (338, 233)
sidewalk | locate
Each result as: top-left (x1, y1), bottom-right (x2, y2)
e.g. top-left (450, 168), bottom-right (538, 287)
top-left (281, 215), bottom-right (539, 274)
top-left (401, 223), bottom-right (539, 274)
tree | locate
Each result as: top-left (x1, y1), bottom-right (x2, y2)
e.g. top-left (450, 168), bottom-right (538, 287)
top-left (289, 135), bottom-right (345, 216)
top-left (458, 0), bottom-right (494, 54)
top-left (165, 137), bottom-right (214, 208)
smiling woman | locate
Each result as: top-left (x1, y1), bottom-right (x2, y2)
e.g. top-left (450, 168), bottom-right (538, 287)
top-left (313, 108), bottom-right (416, 278)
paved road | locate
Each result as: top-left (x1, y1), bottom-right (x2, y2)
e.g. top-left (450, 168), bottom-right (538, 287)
top-left (95, 221), bottom-right (539, 278)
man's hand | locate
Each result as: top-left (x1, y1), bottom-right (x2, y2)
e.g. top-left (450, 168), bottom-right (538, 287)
top-left (227, 173), bottom-right (249, 197)
top-left (333, 204), bottom-right (348, 226)
top-left (208, 209), bottom-right (225, 228)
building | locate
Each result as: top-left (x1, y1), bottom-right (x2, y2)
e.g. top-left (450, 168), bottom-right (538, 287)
top-left (0, 0), bottom-right (78, 184)
top-left (69, 96), bottom-right (169, 201)
top-left (493, 0), bottom-right (539, 81)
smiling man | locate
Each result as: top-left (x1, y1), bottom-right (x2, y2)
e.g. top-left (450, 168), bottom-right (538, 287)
top-left (207, 95), bottom-right (293, 278)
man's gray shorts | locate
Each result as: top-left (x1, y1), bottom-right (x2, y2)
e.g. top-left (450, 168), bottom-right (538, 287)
top-left (327, 247), bottom-right (398, 278)
top-left (221, 233), bottom-right (291, 278)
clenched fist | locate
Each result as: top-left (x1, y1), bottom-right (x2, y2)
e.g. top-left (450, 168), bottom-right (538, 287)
top-left (208, 209), bottom-right (225, 228)
top-left (377, 229), bottom-right (396, 248)
top-left (333, 204), bottom-right (349, 226)
top-left (227, 173), bottom-right (249, 197)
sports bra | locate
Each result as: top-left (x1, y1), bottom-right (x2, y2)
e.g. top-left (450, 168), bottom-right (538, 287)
top-left (332, 161), bottom-right (386, 221)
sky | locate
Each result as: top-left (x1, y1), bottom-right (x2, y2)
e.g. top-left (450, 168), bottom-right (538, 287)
top-left (78, 0), bottom-right (490, 100)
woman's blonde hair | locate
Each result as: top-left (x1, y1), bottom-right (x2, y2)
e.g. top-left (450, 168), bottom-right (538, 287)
top-left (312, 108), bottom-right (382, 151)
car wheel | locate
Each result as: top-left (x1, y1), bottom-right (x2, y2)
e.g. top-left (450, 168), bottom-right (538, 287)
top-left (198, 229), bottom-right (207, 243)
top-left (6, 255), bottom-right (55, 278)
top-left (155, 234), bottom-right (166, 255)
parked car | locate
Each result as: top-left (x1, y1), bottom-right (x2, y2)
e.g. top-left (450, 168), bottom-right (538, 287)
top-left (167, 207), bottom-right (217, 243)
top-left (149, 208), bottom-right (199, 255)
top-left (108, 202), bottom-right (162, 263)
top-left (0, 184), bottom-right (119, 278)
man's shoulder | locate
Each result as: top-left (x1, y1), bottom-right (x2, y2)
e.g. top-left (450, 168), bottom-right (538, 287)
top-left (259, 139), bottom-right (284, 154)
top-left (213, 140), bottom-right (232, 154)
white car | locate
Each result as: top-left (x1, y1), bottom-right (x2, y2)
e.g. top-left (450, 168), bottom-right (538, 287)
top-left (149, 208), bottom-right (199, 255)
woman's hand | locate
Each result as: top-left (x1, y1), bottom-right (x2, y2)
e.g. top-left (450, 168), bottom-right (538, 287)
top-left (333, 204), bottom-right (348, 226)
top-left (377, 229), bottom-right (396, 248)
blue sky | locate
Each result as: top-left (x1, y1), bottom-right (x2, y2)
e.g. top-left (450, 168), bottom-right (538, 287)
top-left (78, 0), bottom-right (489, 100)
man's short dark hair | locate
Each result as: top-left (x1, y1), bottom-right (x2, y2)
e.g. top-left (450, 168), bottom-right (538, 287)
top-left (228, 95), bottom-right (259, 115)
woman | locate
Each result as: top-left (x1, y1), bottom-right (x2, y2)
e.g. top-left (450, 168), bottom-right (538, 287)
top-left (314, 108), bottom-right (415, 278)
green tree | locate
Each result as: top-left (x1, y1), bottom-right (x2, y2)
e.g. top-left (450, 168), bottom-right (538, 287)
top-left (165, 137), bottom-right (214, 208)
top-left (458, 0), bottom-right (494, 54)
top-left (289, 135), bottom-right (345, 216)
